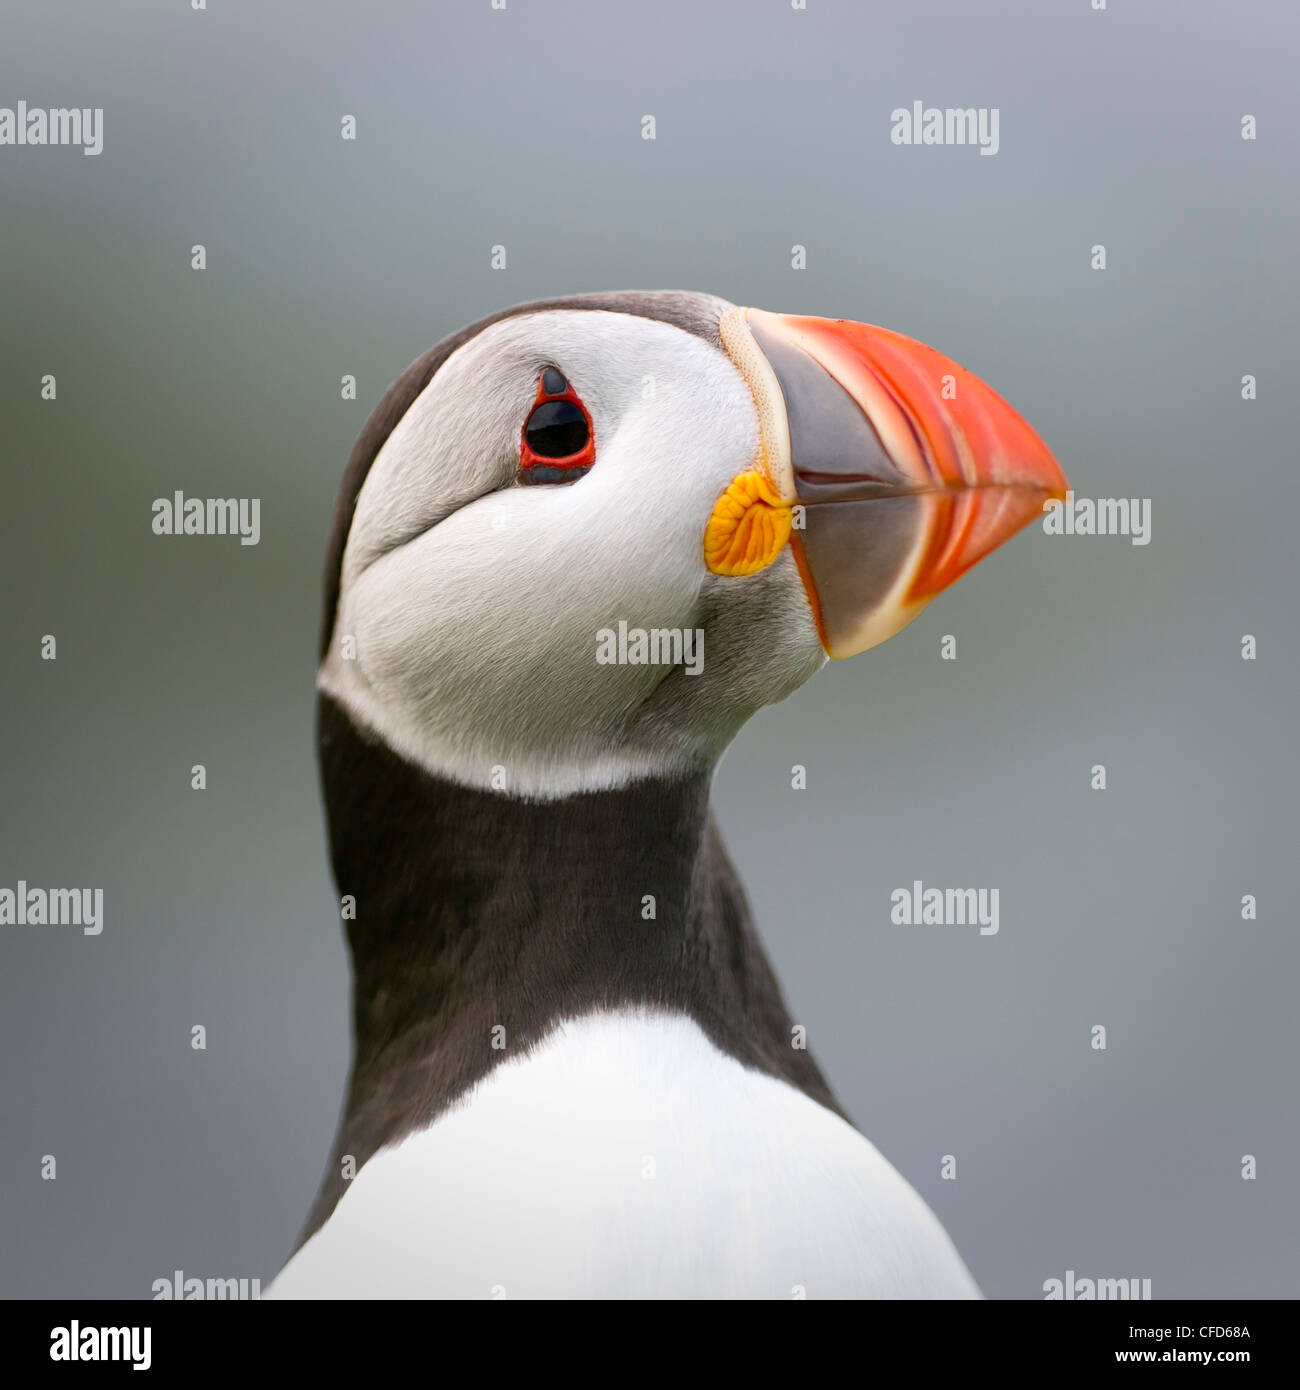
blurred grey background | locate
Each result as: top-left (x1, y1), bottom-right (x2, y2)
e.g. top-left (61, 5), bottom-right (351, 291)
top-left (2, 0), bottom-right (1297, 1299)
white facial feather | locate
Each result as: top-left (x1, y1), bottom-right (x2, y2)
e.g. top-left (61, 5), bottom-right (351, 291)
top-left (320, 305), bottom-right (824, 798)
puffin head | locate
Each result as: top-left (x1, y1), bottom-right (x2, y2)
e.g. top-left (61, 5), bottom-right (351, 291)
top-left (319, 290), bottom-right (1066, 800)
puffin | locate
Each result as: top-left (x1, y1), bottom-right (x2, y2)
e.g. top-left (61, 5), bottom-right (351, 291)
top-left (268, 291), bottom-right (1067, 1300)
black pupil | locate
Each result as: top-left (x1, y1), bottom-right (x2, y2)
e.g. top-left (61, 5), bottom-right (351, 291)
top-left (525, 400), bottom-right (589, 458)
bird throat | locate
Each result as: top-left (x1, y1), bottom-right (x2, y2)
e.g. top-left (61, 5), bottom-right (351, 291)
top-left (296, 695), bottom-right (842, 1247)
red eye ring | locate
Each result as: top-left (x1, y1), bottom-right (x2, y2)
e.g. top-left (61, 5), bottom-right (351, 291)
top-left (518, 369), bottom-right (595, 484)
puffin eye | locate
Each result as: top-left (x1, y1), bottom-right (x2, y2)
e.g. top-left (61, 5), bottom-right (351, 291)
top-left (524, 400), bottom-right (589, 458)
top-left (518, 367), bottom-right (596, 484)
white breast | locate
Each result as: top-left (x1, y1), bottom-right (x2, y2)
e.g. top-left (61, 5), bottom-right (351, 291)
top-left (268, 1011), bottom-right (979, 1299)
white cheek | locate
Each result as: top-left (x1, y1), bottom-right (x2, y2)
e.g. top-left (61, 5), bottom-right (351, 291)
top-left (356, 491), bottom-right (695, 703)
top-left (328, 491), bottom-right (695, 793)
top-left (343, 384), bottom-right (525, 590)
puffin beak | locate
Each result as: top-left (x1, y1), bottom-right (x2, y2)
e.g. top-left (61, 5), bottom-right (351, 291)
top-left (736, 308), bottom-right (1068, 659)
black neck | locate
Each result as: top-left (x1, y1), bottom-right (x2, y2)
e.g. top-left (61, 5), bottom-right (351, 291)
top-left (298, 696), bottom-right (843, 1245)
